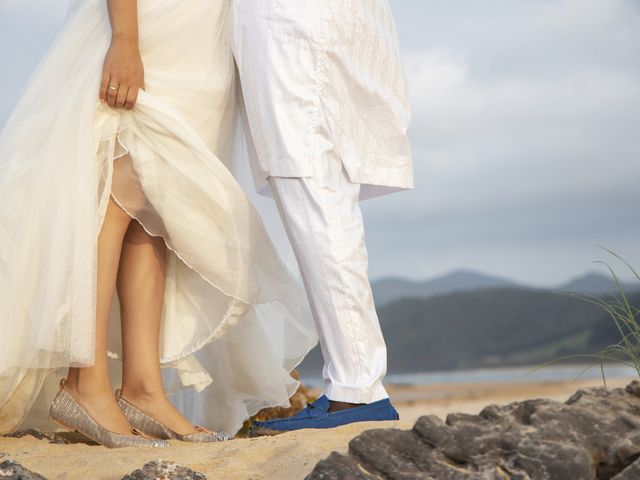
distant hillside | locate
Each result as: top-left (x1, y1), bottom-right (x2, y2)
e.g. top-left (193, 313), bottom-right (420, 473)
top-left (371, 270), bottom-right (519, 306)
top-left (372, 270), bottom-right (639, 308)
top-left (296, 287), bottom-right (639, 378)
top-left (558, 272), bottom-right (639, 296)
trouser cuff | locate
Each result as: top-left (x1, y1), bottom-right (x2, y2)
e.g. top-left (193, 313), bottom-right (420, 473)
top-left (323, 381), bottom-right (389, 404)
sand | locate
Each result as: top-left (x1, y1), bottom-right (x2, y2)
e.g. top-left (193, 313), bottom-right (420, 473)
top-left (0, 420), bottom-right (410, 480)
top-left (0, 376), bottom-right (634, 480)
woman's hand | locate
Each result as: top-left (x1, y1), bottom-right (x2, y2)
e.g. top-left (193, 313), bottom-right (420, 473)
top-left (99, 34), bottom-right (145, 109)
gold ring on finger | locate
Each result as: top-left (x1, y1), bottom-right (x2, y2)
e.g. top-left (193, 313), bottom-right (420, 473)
top-left (108, 85), bottom-right (118, 91)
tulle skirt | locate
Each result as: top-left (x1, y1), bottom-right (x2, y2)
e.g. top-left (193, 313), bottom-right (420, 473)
top-left (0, 0), bottom-right (317, 435)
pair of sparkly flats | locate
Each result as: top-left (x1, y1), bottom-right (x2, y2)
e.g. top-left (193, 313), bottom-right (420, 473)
top-left (48, 378), bottom-right (230, 448)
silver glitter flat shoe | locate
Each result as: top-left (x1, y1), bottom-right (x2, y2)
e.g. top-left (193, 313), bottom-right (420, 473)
top-left (48, 378), bottom-right (169, 449)
top-left (116, 388), bottom-right (231, 442)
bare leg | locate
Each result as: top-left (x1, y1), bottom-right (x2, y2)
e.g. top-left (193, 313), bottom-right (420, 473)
top-left (65, 197), bottom-right (134, 435)
top-left (118, 220), bottom-right (197, 435)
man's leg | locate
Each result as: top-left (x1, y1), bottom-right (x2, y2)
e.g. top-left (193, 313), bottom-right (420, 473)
top-left (268, 154), bottom-right (389, 407)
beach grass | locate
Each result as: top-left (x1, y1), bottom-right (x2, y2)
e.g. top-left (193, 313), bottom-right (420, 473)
top-left (524, 249), bottom-right (640, 387)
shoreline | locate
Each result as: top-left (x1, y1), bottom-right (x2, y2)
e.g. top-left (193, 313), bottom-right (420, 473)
top-left (301, 361), bottom-right (636, 388)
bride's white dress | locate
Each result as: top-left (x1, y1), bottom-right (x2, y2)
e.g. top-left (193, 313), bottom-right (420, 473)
top-left (0, 0), bottom-right (317, 435)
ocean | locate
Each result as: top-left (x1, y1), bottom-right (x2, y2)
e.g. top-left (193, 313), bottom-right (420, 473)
top-left (301, 362), bottom-right (637, 388)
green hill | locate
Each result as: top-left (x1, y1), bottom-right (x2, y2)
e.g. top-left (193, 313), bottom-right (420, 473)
top-left (296, 288), bottom-right (638, 377)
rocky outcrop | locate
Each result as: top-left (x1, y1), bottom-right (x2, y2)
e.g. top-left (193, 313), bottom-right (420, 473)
top-left (308, 380), bottom-right (640, 480)
top-left (0, 458), bottom-right (208, 480)
top-left (3, 429), bottom-right (69, 445)
top-left (611, 457), bottom-right (640, 480)
top-left (0, 459), bottom-right (47, 479)
top-left (120, 460), bottom-right (206, 480)
top-left (240, 370), bottom-right (316, 434)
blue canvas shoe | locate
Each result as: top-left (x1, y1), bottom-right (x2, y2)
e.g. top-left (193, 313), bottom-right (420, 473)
top-left (248, 395), bottom-right (399, 437)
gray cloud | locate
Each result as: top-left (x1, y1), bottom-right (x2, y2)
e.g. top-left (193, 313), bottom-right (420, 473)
top-left (365, 0), bottom-right (640, 284)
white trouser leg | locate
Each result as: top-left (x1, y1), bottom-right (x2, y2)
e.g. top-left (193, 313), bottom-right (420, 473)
top-left (268, 158), bottom-right (389, 404)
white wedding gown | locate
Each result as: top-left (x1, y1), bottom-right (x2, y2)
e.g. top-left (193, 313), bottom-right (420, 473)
top-left (0, 0), bottom-right (317, 435)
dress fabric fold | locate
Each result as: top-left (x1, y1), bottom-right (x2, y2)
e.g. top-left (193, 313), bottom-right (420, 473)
top-left (0, 0), bottom-right (317, 435)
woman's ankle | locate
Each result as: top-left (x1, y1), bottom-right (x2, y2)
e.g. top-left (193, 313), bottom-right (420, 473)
top-left (64, 370), bottom-right (113, 398)
top-left (120, 381), bottom-right (166, 403)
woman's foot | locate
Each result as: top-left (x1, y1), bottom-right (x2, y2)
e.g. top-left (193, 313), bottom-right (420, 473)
top-left (63, 380), bottom-right (133, 436)
top-left (119, 387), bottom-right (197, 436)
top-left (49, 379), bottom-right (168, 448)
top-left (117, 389), bottom-right (230, 442)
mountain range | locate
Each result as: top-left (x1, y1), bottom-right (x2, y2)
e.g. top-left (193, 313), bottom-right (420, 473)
top-left (371, 270), bottom-right (639, 308)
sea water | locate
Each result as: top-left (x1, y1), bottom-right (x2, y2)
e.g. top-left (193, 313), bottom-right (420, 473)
top-left (301, 362), bottom-right (637, 388)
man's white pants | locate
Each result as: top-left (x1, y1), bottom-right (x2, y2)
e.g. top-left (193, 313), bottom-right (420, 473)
top-left (268, 149), bottom-right (389, 404)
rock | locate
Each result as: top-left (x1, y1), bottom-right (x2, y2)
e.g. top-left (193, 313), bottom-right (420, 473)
top-left (307, 380), bottom-right (640, 480)
top-left (626, 381), bottom-right (640, 398)
top-left (3, 429), bottom-right (69, 445)
top-left (240, 370), bottom-right (315, 434)
top-left (0, 459), bottom-right (48, 479)
top-left (120, 460), bottom-right (206, 480)
top-left (611, 457), bottom-right (640, 480)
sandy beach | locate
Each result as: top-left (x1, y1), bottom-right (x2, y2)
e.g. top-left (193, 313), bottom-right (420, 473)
top-left (0, 376), bottom-right (635, 480)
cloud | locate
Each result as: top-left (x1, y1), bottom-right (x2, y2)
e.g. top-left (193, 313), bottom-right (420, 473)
top-left (402, 46), bottom-right (640, 204)
top-left (364, 0), bottom-right (640, 283)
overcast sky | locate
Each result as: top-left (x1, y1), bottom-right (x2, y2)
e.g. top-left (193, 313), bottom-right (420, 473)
top-left (1, 0), bottom-right (639, 287)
